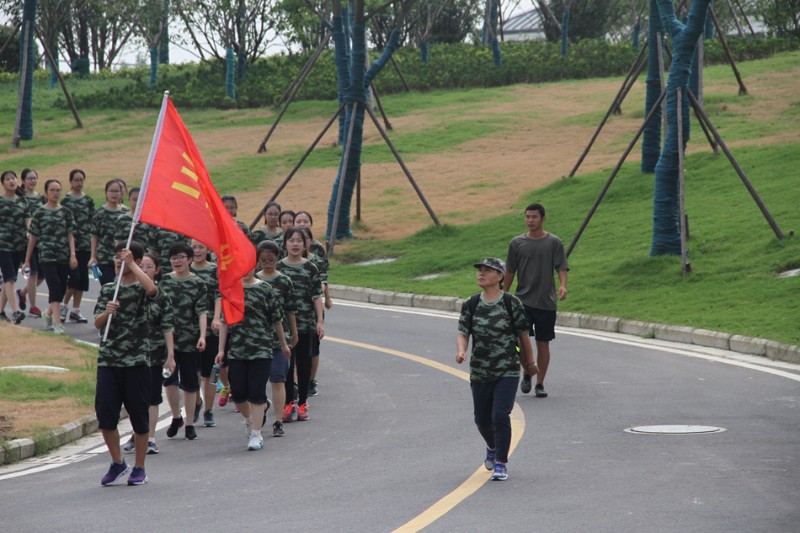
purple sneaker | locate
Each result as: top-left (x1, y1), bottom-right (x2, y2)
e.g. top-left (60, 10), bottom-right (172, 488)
top-left (127, 466), bottom-right (148, 485)
top-left (100, 461), bottom-right (131, 486)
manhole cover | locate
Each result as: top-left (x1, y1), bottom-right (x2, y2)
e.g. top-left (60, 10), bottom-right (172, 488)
top-left (624, 425), bottom-right (726, 435)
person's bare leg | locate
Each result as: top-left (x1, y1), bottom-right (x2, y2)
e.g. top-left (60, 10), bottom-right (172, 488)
top-left (101, 429), bottom-right (123, 464)
top-left (63, 288), bottom-right (74, 308)
top-left (535, 340), bottom-right (551, 385)
top-left (202, 378), bottom-right (216, 413)
top-left (271, 381), bottom-right (285, 424)
top-left (310, 356), bottom-right (319, 382)
top-left (50, 302), bottom-right (61, 326)
top-left (3, 282), bottom-right (18, 313)
top-left (251, 403), bottom-right (265, 432)
top-left (148, 405), bottom-right (159, 439)
top-left (133, 433), bottom-right (148, 469)
top-left (165, 385), bottom-right (181, 418)
top-left (25, 275), bottom-right (37, 310)
top-left (184, 391), bottom-right (197, 426)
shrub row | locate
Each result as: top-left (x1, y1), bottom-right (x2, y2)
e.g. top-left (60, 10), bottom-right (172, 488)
top-left (0, 36), bottom-right (796, 110)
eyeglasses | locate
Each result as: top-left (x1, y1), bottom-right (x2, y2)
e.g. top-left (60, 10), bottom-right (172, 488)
top-left (170, 255), bottom-right (189, 261)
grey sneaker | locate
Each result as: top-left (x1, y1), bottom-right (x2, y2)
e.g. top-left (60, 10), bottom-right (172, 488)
top-left (484, 447), bottom-right (496, 470)
top-left (534, 384), bottom-right (548, 398)
top-left (203, 411), bottom-right (216, 427)
top-left (60, 303), bottom-right (68, 322)
top-left (309, 379), bottom-right (318, 396)
top-left (520, 374), bottom-right (532, 394)
top-left (69, 309), bottom-right (88, 323)
top-left (147, 441), bottom-right (159, 454)
top-left (272, 420), bottom-right (284, 437)
top-left (122, 435), bottom-right (135, 452)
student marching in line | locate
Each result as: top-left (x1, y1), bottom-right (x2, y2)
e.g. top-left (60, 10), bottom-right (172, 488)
top-left (148, 226), bottom-right (188, 275)
top-left (215, 266), bottom-right (290, 451)
top-left (0, 170), bottom-right (30, 324)
top-left (218, 194), bottom-right (251, 405)
top-left (127, 187), bottom-right (155, 254)
top-left (256, 240), bottom-right (298, 437)
top-left (160, 241), bottom-right (208, 441)
top-left (94, 241), bottom-right (157, 486)
top-left (190, 239), bottom-right (220, 428)
top-left (279, 209), bottom-right (295, 235)
top-left (294, 212), bottom-right (331, 397)
top-left (122, 252), bottom-right (175, 456)
top-left (60, 169), bottom-right (94, 324)
top-left (278, 227), bottom-right (324, 423)
top-left (23, 179), bottom-right (77, 334)
top-left (251, 201), bottom-right (283, 247)
top-left (90, 180), bottom-right (131, 286)
top-left (16, 168), bottom-right (45, 318)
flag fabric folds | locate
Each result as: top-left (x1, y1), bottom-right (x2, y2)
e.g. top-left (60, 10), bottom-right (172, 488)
top-left (134, 94), bottom-right (253, 324)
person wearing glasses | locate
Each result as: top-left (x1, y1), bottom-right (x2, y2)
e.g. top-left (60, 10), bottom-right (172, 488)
top-left (159, 241), bottom-right (208, 441)
top-left (90, 179), bottom-right (131, 285)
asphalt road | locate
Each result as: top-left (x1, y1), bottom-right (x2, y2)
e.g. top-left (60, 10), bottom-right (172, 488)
top-left (2, 286), bottom-right (799, 532)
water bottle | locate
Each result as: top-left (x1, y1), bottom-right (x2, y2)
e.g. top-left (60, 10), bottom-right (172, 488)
top-left (91, 262), bottom-right (101, 281)
top-left (22, 267), bottom-right (30, 280)
top-left (210, 363), bottom-right (222, 384)
top-left (162, 366), bottom-right (173, 379)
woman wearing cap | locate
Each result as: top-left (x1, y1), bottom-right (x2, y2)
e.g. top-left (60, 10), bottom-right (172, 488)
top-left (456, 257), bottom-right (536, 481)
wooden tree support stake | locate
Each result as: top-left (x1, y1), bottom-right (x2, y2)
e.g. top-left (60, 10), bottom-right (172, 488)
top-left (36, 27), bottom-right (82, 130)
top-left (677, 87), bottom-right (690, 275)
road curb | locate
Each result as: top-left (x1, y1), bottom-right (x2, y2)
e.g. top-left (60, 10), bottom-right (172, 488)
top-left (2, 414), bottom-right (99, 465)
top-left (328, 284), bottom-right (800, 364)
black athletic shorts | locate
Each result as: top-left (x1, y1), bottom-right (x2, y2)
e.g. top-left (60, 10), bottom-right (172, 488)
top-left (95, 365), bottom-right (150, 434)
top-left (200, 335), bottom-right (219, 378)
top-left (163, 351), bottom-right (200, 392)
top-left (67, 250), bottom-right (91, 292)
top-left (228, 358), bottom-right (270, 405)
top-left (522, 305), bottom-right (557, 342)
top-left (0, 250), bottom-right (24, 282)
top-left (149, 365), bottom-right (164, 406)
top-left (40, 262), bottom-right (69, 303)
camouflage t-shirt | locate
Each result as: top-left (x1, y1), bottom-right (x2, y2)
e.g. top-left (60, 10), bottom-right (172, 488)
top-left (236, 220), bottom-right (253, 244)
top-left (223, 279), bottom-right (283, 360)
top-left (159, 272), bottom-right (207, 352)
top-left (94, 281), bottom-right (154, 367)
top-left (277, 258), bottom-right (322, 333)
top-left (251, 227), bottom-right (283, 247)
top-left (60, 193), bottom-right (94, 252)
top-left (0, 195), bottom-right (30, 252)
top-left (133, 222), bottom-right (155, 254)
top-left (190, 262), bottom-right (218, 319)
top-left (28, 206), bottom-right (76, 263)
top-left (308, 253), bottom-right (328, 284)
top-left (149, 227), bottom-right (189, 274)
top-left (91, 205), bottom-right (131, 263)
top-left (144, 287), bottom-right (174, 366)
top-left (256, 270), bottom-right (297, 344)
top-left (21, 193), bottom-right (44, 216)
top-left (457, 293), bottom-right (528, 383)
top-left (309, 239), bottom-right (329, 283)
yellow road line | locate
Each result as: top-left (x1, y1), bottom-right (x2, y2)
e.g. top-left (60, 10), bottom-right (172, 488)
top-left (326, 336), bottom-right (526, 532)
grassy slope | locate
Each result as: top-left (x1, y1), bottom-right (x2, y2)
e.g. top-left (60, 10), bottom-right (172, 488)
top-left (0, 53), bottom-right (797, 345)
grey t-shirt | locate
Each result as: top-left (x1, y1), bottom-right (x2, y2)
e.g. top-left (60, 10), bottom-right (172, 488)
top-left (506, 232), bottom-right (569, 311)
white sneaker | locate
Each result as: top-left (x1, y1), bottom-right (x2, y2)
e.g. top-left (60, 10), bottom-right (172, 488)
top-left (53, 324), bottom-right (65, 335)
top-left (247, 432), bottom-right (263, 451)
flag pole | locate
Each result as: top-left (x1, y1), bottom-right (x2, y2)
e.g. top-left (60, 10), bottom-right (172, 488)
top-left (103, 91), bottom-right (171, 341)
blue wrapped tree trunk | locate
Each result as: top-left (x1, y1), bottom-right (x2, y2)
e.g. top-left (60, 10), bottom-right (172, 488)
top-left (560, 9), bottom-right (569, 56)
top-left (225, 46), bottom-right (236, 100)
top-left (650, 0), bottom-right (711, 256)
top-left (641, 0), bottom-right (664, 173)
top-left (326, 5), bottom-right (400, 240)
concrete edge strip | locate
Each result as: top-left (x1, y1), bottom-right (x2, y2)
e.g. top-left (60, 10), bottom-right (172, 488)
top-left (3, 284), bottom-right (797, 466)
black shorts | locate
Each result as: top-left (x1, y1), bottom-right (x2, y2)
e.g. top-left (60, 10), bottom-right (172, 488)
top-left (149, 365), bottom-right (164, 405)
top-left (311, 332), bottom-right (320, 357)
top-left (522, 305), bottom-right (557, 342)
top-left (67, 250), bottom-right (91, 292)
top-left (0, 250), bottom-right (24, 282)
top-left (98, 262), bottom-right (116, 286)
top-left (228, 358), bottom-right (270, 405)
top-left (200, 335), bottom-right (219, 378)
top-left (40, 262), bottom-right (69, 303)
top-left (163, 351), bottom-right (200, 392)
top-left (28, 247), bottom-right (40, 275)
top-left (95, 365), bottom-right (150, 434)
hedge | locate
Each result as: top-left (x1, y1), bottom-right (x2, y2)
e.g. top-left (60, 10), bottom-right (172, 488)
top-left (0, 36), bottom-right (796, 111)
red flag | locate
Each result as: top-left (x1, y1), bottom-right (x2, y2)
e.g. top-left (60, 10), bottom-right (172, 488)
top-left (134, 95), bottom-right (253, 324)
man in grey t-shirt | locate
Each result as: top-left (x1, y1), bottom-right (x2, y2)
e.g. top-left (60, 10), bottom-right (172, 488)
top-left (503, 203), bottom-right (569, 397)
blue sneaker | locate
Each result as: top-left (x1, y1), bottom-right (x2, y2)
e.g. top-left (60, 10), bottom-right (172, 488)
top-left (127, 466), bottom-right (148, 485)
top-left (491, 461), bottom-right (508, 481)
top-left (100, 461), bottom-right (131, 486)
top-left (484, 448), bottom-right (496, 470)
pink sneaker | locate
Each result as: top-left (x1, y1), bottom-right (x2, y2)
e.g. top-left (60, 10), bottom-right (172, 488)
top-left (217, 387), bottom-right (230, 407)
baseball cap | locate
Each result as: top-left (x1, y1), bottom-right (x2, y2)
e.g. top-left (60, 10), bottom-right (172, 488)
top-left (473, 257), bottom-right (505, 273)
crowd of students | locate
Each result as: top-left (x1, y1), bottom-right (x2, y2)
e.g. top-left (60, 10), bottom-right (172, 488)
top-left (0, 168), bottom-right (331, 486)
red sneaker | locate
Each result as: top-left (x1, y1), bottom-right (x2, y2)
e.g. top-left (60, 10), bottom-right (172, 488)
top-left (297, 403), bottom-right (309, 421)
top-left (29, 306), bottom-right (42, 318)
top-left (282, 401), bottom-right (295, 423)
top-left (217, 387), bottom-right (230, 407)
